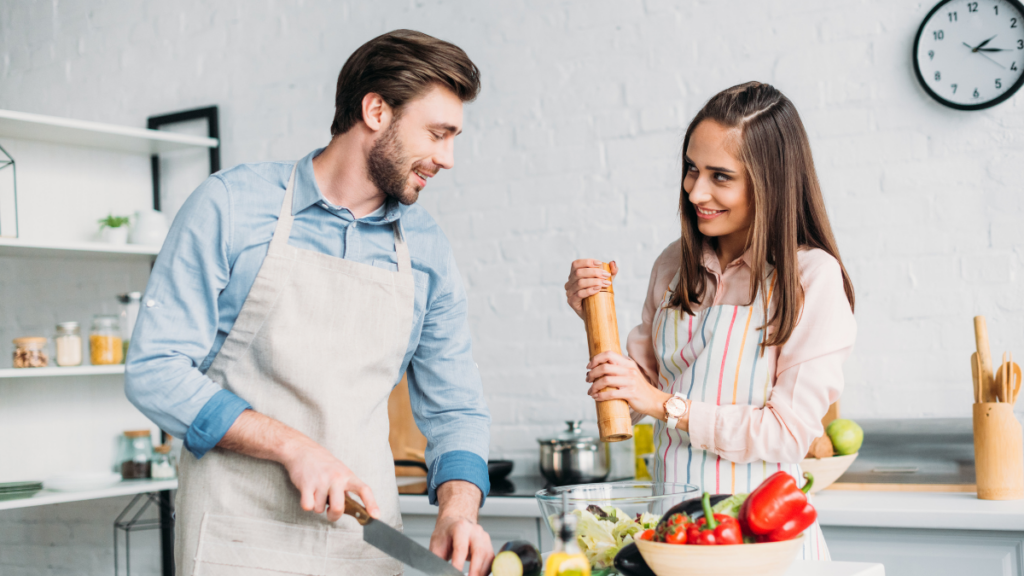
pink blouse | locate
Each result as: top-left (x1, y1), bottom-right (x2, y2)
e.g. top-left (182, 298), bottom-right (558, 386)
top-left (625, 241), bottom-right (857, 464)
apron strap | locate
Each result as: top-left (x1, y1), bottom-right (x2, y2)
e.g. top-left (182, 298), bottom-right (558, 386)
top-left (392, 221), bottom-right (411, 274)
top-left (268, 163), bottom-right (299, 254)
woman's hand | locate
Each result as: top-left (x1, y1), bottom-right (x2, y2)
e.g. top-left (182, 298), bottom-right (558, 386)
top-left (587, 351), bottom-right (670, 419)
top-left (565, 259), bottom-right (618, 319)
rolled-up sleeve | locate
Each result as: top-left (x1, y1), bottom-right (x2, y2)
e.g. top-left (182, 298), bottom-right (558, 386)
top-left (407, 250), bottom-right (491, 505)
top-left (124, 175), bottom-right (250, 458)
top-left (687, 250), bottom-right (856, 464)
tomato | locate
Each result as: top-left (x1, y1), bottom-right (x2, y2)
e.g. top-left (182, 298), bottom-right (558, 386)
top-left (638, 529), bottom-right (655, 542)
top-left (663, 525), bottom-right (687, 545)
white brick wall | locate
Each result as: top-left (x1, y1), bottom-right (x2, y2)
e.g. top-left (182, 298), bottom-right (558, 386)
top-left (2, 0), bottom-right (1023, 573)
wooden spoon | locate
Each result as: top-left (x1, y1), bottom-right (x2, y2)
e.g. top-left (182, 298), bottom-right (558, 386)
top-left (972, 352), bottom-right (981, 403)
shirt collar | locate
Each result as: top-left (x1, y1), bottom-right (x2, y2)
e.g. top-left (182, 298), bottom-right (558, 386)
top-left (291, 147), bottom-right (403, 224)
top-left (701, 240), bottom-right (755, 275)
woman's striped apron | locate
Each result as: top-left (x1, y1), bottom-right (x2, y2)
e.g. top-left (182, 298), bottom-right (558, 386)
top-left (650, 270), bottom-right (829, 560)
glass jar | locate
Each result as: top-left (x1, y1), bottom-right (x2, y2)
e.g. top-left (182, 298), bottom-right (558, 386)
top-left (117, 292), bottom-right (142, 363)
top-left (12, 337), bottom-right (49, 368)
top-left (54, 322), bottom-right (83, 367)
top-left (90, 315), bottom-right (123, 365)
top-left (151, 444), bottom-right (176, 479)
top-left (118, 429), bottom-right (153, 479)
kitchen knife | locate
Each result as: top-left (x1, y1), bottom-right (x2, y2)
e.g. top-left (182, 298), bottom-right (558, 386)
top-left (343, 494), bottom-right (463, 576)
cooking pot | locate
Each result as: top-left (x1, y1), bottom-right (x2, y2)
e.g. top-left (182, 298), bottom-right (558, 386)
top-left (538, 420), bottom-right (610, 485)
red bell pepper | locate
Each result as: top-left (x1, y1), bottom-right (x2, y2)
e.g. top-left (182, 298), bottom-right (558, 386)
top-left (740, 471), bottom-right (815, 535)
top-left (690, 492), bottom-right (744, 545)
top-left (761, 500), bottom-right (817, 542)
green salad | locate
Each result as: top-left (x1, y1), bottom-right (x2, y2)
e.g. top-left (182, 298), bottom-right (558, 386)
top-left (570, 505), bottom-right (660, 570)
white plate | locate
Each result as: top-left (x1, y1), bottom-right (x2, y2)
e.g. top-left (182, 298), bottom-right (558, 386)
top-left (44, 472), bottom-right (122, 492)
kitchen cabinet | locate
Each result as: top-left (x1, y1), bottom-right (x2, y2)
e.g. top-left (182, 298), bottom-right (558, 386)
top-left (825, 526), bottom-right (1023, 576)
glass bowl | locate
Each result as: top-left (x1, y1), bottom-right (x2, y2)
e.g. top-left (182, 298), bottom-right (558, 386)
top-left (535, 481), bottom-right (700, 528)
top-left (536, 481), bottom-right (700, 574)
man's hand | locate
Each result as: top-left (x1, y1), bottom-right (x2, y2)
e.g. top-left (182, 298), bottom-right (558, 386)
top-left (218, 409), bottom-right (380, 522)
top-left (429, 480), bottom-right (493, 576)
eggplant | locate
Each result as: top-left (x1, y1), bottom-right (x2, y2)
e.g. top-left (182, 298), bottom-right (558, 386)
top-left (653, 493), bottom-right (732, 535)
top-left (490, 540), bottom-right (541, 576)
top-left (613, 542), bottom-right (657, 576)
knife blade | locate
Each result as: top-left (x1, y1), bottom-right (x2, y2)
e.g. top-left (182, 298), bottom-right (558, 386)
top-left (344, 494), bottom-right (463, 576)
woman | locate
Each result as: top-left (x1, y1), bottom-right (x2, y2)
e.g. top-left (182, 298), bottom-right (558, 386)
top-left (564, 82), bottom-right (856, 559)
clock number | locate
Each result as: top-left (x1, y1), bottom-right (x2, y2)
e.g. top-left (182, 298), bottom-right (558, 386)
top-left (994, 5), bottom-right (999, 15)
top-left (934, 30), bottom-right (945, 40)
top-left (1013, 18), bottom-right (1019, 28)
top-left (973, 88), bottom-right (980, 98)
top-left (948, 11), bottom-right (957, 21)
top-left (1013, 62), bottom-right (1020, 71)
top-left (967, 2), bottom-right (978, 12)
top-left (952, 83), bottom-right (958, 93)
top-left (928, 50), bottom-right (935, 60)
top-left (1018, 39), bottom-right (1023, 49)
top-left (996, 78), bottom-right (1003, 90)
top-left (935, 71), bottom-right (942, 81)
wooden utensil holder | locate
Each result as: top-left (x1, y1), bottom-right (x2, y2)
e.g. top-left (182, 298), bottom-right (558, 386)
top-left (582, 263), bottom-right (633, 443)
top-left (973, 402), bottom-right (1024, 500)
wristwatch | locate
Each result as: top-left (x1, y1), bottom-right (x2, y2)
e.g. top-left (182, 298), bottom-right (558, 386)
top-left (664, 393), bottom-right (689, 430)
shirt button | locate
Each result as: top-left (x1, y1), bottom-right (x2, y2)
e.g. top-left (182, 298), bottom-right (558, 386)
top-left (146, 300), bottom-right (156, 308)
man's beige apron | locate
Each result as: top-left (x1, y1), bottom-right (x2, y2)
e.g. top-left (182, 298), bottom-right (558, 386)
top-left (175, 164), bottom-right (414, 575)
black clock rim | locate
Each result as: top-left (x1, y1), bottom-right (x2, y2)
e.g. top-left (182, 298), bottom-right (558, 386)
top-left (912, 0), bottom-right (1024, 111)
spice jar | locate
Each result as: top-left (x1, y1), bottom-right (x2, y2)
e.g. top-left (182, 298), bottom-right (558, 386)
top-left (12, 337), bottom-right (49, 368)
top-left (54, 322), bottom-right (83, 367)
top-left (90, 315), bottom-right (123, 365)
top-left (118, 430), bottom-right (153, 479)
top-left (151, 444), bottom-right (176, 479)
top-left (117, 292), bottom-right (142, 363)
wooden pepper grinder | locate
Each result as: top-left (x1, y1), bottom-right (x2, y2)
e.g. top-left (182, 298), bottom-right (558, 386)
top-left (582, 262), bottom-right (633, 443)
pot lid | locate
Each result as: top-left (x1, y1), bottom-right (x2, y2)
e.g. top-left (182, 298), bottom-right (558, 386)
top-left (538, 420), bottom-right (601, 446)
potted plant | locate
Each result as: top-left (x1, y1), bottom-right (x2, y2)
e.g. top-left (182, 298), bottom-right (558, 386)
top-left (98, 214), bottom-right (131, 245)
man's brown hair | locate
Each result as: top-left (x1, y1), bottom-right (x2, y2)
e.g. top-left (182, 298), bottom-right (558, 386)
top-left (330, 29), bottom-right (481, 136)
top-left (669, 82), bottom-right (855, 350)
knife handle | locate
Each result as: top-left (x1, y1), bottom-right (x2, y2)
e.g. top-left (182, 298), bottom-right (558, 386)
top-left (343, 494), bottom-right (372, 526)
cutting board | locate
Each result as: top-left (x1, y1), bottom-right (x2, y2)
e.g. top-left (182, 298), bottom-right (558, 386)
top-left (388, 374), bottom-right (428, 477)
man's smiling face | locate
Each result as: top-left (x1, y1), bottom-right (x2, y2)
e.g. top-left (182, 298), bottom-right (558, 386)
top-left (366, 85), bottom-right (464, 205)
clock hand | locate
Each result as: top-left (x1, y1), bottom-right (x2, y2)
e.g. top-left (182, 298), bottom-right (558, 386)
top-left (978, 47), bottom-right (1009, 52)
top-left (974, 35), bottom-right (997, 51)
top-left (977, 50), bottom-right (1007, 69)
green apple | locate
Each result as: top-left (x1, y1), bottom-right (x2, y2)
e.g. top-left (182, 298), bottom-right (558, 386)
top-left (826, 419), bottom-right (863, 455)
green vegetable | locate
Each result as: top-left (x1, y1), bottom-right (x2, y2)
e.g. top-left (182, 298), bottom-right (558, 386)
top-left (492, 541), bottom-right (541, 576)
top-left (566, 507), bottom-right (660, 569)
top-left (98, 214), bottom-right (131, 229)
top-left (710, 493), bottom-right (749, 518)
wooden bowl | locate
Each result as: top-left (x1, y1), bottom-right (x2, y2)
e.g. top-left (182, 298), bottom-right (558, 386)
top-left (799, 452), bottom-right (858, 493)
top-left (635, 536), bottom-right (803, 576)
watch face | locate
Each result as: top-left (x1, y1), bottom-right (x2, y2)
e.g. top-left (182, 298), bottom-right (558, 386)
top-left (666, 396), bottom-right (687, 416)
top-left (914, 0), bottom-right (1024, 110)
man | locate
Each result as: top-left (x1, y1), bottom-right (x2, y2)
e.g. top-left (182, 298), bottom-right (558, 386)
top-left (126, 30), bottom-right (493, 575)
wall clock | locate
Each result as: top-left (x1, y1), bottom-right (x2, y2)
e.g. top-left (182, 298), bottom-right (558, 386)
top-left (913, 0), bottom-right (1024, 110)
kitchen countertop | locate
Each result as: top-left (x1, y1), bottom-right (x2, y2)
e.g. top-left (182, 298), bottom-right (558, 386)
top-left (399, 478), bottom-right (1024, 531)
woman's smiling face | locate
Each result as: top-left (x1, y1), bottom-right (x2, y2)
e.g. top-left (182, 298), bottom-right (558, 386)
top-left (682, 120), bottom-right (753, 251)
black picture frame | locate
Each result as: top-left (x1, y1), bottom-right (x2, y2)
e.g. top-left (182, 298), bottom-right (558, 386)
top-left (912, 0), bottom-right (1024, 111)
top-left (147, 106), bottom-right (221, 211)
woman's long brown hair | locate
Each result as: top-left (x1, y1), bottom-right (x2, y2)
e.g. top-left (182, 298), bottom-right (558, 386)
top-left (668, 82), bottom-right (855, 349)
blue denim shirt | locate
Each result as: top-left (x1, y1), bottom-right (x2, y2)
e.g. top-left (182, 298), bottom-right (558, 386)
top-left (125, 148), bottom-right (490, 504)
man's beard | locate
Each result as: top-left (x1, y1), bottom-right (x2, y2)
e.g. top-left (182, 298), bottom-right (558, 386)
top-left (366, 119), bottom-right (420, 205)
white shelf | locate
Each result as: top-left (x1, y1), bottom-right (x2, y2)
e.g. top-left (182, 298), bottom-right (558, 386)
top-left (0, 237), bottom-right (160, 257)
top-left (0, 108), bottom-right (218, 155)
top-left (0, 365), bottom-right (125, 379)
top-left (0, 479), bottom-right (177, 511)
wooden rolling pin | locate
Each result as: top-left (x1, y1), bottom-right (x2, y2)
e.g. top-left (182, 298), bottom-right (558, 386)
top-left (582, 262), bottom-right (633, 442)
